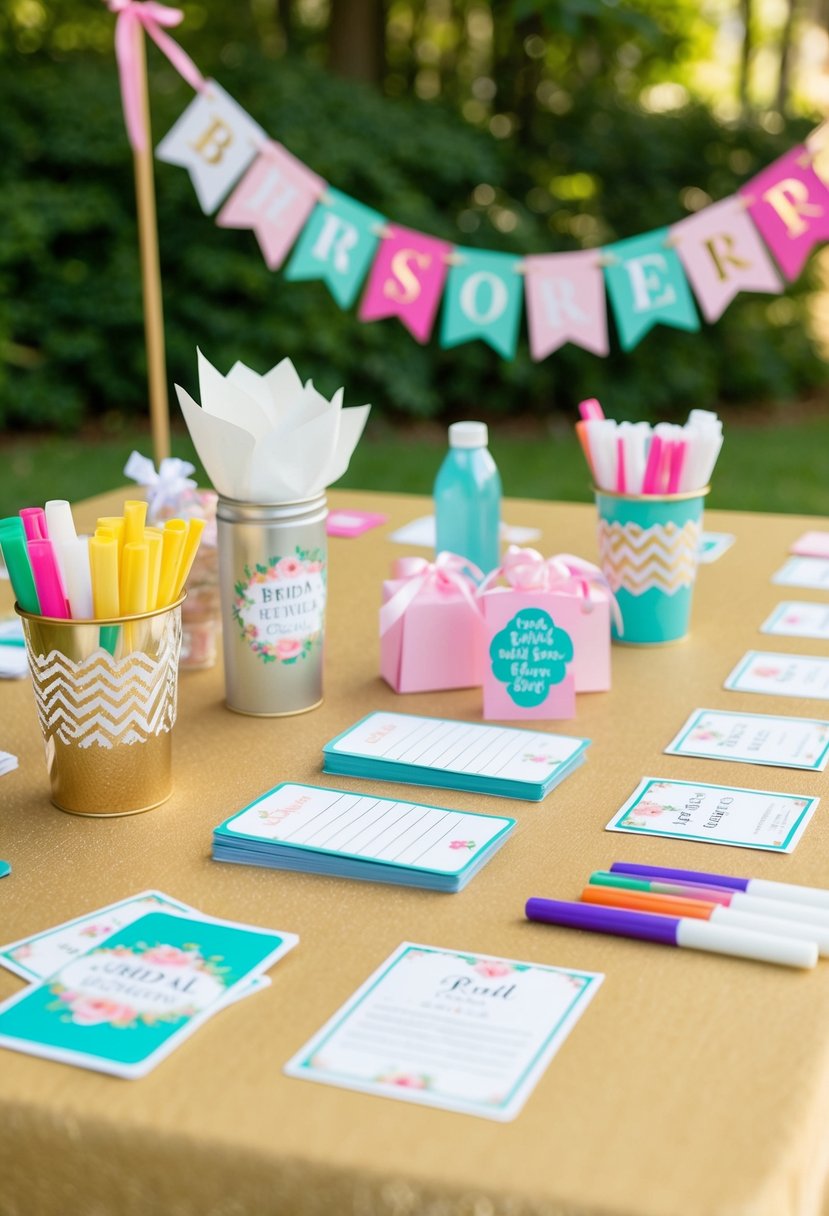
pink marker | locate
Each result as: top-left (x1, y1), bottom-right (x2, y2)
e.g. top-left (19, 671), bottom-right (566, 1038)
top-left (578, 398), bottom-right (605, 422)
top-left (27, 539), bottom-right (69, 618)
top-left (20, 507), bottom-right (48, 543)
top-left (615, 435), bottom-right (627, 493)
top-left (641, 436), bottom-right (662, 494)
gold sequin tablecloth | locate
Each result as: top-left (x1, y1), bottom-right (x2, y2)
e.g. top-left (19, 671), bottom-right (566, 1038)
top-left (1, 488), bottom-right (829, 1216)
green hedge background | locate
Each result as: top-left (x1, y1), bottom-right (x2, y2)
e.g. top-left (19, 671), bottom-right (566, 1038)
top-left (1, 44), bottom-right (826, 432)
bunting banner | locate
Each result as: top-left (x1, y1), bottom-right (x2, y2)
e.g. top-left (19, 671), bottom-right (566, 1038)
top-left (523, 252), bottom-right (609, 358)
top-left (603, 229), bottom-right (699, 351)
top-left (672, 198), bottom-right (782, 323)
top-left (440, 249), bottom-right (524, 358)
top-left (106, 5), bottom-right (829, 361)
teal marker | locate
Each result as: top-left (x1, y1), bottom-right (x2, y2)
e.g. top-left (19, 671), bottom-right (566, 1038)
top-left (0, 517), bottom-right (40, 615)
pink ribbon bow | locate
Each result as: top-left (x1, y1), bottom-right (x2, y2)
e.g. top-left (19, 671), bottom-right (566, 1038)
top-left (380, 553), bottom-right (483, 636)
top-left (481, 545), bottom-right (623, 633)
top-left (107, 0), bottom-right (206, 152)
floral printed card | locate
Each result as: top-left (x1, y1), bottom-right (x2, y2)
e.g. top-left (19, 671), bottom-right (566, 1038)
top-left (606, 778), bottom-right (818, 853)
top-left (724, 652), bottom-right (829, 701)
top-left (213, 783), bottom-right (515, 892)
top-left (760, 602), bottom-right (829, 641)
top-left (0, 891), bottom-right (193, 982)
top-left (284, 943), bottom-right (602, 1121)
top-left (0, 911), bottom-right (298, 1078)
top-left (664, 709), bottom-right (829, 772)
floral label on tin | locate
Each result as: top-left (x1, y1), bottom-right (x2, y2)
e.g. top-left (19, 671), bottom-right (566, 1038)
top-left (233, 547), bottom-right (326, 664)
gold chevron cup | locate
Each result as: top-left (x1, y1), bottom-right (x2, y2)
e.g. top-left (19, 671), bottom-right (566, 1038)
top-left (18, 599), bottom-right (183, 816)
top-left (594, 488), bottom-right (708, 645)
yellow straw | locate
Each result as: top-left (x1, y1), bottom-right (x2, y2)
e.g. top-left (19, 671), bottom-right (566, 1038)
top-left (89, 536), bottom-right (120, 619)
top-left (174, 518), bottom-right (206, 598)
top-left (122, 543), bottom-right (150, 615)
top-left (144, 528), bottom-right (163, 612)
top-left (156, 520), bottom-right (188, 609)
top-left (123, 500), bottom-right (148, 547)
top-left (97, 516), bottom-right (124, 558)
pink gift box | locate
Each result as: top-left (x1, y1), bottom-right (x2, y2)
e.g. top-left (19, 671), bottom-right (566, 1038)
top-left (380, 560), bottom-right (485, 693)
top-left (480, 548), bottom-right (615, 707)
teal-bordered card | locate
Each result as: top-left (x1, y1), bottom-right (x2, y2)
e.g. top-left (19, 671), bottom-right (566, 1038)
top-left (0, 911), bottom-right (298, 1078)
top-left (213, 782), bottom-right (516, 892)
top-left (0, 890), bottom-right (192, 982)
top-left (664, 709), bottom-right (829, 773)
top-left (322, 711), bottom-right (590, 802)
top-left (284, 942), bottom-right (603, 1121)
top-left (606, 777), bottom-right (818, 853)
top-left (760, 602), bottom-right (829, 641)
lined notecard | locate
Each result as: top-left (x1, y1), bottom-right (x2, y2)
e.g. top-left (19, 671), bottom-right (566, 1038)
top-left (322, 712), bottom-right (590, 801)
top-left (213, 783), bottom-right (515, 891)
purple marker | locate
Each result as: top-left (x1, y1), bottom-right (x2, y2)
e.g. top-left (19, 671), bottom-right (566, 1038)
top-left (525, 898), bottom-right (816, 969)
top-left (611, 862), bottom-right (829, 913)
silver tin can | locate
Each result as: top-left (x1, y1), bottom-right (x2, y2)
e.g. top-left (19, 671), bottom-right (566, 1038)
top-left (217, 494), bottom-right (327, 716)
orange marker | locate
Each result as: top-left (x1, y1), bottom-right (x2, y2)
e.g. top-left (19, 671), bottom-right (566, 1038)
top-left (581, 884), bottom-right (713, 920)
top-left (581, 884), bottom-right (829, 953)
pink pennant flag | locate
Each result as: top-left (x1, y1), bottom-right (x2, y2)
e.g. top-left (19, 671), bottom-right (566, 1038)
top-left (359, 225), bottom-right (451, 343)
top-left (523, 252), bottom-right (609, 359)
top-left (216, 141), bottom-right (325, 270)
top-left (672, 197), bottom-right (782, 322)
top-left (740, 146), bottom-right (829, 281)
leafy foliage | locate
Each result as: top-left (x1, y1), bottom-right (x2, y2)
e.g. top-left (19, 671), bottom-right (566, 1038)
top-left (0, 47), bottom-right (825, 431)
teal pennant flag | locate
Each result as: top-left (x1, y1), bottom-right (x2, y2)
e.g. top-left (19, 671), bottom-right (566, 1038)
top-left (284, 187), bottom-right (384, 308)
top-left (440, 248), bottom-right (523, 359)
top-left (603, 228), bottom-right (699, 351)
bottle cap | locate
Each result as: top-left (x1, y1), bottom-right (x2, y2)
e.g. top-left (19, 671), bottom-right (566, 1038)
top-left (448, 421), bottom-right (488, 449)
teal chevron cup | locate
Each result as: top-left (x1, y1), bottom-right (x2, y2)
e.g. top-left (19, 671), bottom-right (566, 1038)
top-left (594, 488), bottom-right (708, 645)
top-left (16, 598), bottom-right (183, 816)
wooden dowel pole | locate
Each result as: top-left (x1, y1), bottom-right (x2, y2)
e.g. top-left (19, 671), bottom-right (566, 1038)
top-left (132, 23), bottom-right (171, 464)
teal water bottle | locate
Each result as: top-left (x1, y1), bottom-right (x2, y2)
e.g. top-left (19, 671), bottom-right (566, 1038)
top-left (434, 421), bottom-right (502, 575)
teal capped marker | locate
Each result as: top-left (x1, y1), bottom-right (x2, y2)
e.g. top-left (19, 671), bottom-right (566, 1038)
top-left (0, 861), bottom-right (10, 879)
top-left (0, 517), bottom-right (40, 615)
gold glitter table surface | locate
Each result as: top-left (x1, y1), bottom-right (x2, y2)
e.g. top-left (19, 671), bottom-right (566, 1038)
top-left (1, 488), bottom-right (829, 1216)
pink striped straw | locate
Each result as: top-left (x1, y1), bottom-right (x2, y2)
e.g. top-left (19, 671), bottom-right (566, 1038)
top-left (578, 398), bottom-right (605, 422)
top-left (641, 436), bottom-right (663, 494)
top-left (27, 539), bottom-right (69, 618)
top-left (615, 435), bottom-right (627, 493)
top-left (667, 440), bottom-right (687, 493)
top-left (20, 507), bottom-right (48, 543)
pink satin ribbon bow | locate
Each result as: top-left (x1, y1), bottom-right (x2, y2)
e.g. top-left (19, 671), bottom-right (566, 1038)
top-left (107, 0), bottom-right (206, 152)
top-left (380, 553), bottom-right (483, 636)
top-left (481, 545), bottom-right (623, 633)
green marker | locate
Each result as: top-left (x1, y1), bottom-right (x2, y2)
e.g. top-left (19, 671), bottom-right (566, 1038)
top-left (589, 871), bottom-right (656, 892)
top-left (0, 517), bottom-right (40, 615)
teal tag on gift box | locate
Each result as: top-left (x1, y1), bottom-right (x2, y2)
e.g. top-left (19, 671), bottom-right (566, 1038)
top-left (489, 609), bottom-right (573, 707)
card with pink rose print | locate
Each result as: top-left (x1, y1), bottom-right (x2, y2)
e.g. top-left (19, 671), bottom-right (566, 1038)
top-left (761, 602), bottom-right (829, 641)
top-left (606, 777), bottom-right (818, 853)
top-left (213, 782), bottom-right (515, 892)
top-left (284, 942), bottom-right (602, 1121)
top-left (724, 652), bottom-right (829, 701)
top-left (664, 709), bottom-right (829, 772)
top-left (0, 911), bottom-right (298, 1078)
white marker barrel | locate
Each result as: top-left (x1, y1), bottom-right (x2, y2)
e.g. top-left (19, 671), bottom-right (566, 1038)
top-left (730, 891), bottom-right (829, 928)
top-left (711, 906), bottom-right (828, 957)
top-left (676, 919), bottom-right (817, 969)
top-left (748, 878), bottom-right (829, 912)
